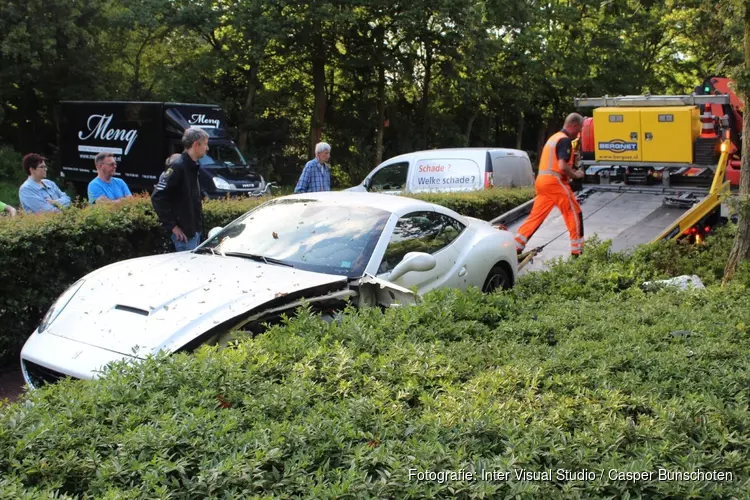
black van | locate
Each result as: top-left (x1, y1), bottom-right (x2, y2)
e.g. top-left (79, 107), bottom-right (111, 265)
top-left (58, 101), bottom-right (266, 198)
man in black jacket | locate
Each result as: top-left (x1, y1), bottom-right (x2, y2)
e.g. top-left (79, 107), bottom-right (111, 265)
top-left (152, 127), bottom-right (209, 251)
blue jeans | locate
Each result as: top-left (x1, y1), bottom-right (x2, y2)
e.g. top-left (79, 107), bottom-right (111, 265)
top-left (171, 232), bottom-right (201, 252)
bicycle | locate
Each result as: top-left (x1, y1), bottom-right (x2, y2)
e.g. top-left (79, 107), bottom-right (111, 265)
top-left (248, 182), bottom-right (276, 198)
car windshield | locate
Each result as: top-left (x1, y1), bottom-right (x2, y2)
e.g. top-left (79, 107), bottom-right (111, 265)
top-left (198, 144), bottom-right (247, 167)
top-left (198, 199), bottom-right (391, 277)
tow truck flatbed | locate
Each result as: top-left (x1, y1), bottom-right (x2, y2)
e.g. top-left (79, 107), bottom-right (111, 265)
top-left (497, 186), bottom-right (704, 273)
top-left (494, 145), bottom-right (731, 274)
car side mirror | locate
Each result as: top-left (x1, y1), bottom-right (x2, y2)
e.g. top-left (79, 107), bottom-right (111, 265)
top-left (207, 226), bottom-right (223, 239)
top-left (363, 178), bottom-right (372, 191)
top-left (387, 252), bottom-right (437, 281)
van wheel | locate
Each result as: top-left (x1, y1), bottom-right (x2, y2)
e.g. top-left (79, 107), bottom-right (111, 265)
top-left (482, 264), bottom-right (511, 293)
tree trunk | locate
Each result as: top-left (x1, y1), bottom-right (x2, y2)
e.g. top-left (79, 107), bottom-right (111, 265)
top-left (420, 42), bottom-right (433, 150)
top-left (516, 111), bottom-right (525, 149)
top-left (238, 64), bottom-right (259, 154)
top-left (464, 109), bottom-right (479, 147)
top-left (309, 54), bottom-right (327, 158)
top-left (723, 4), bottom-right (750, 283)
top-left (536, 122), bottom-right (547, 165)
top-left (375, 64), bottom-right (386, 166)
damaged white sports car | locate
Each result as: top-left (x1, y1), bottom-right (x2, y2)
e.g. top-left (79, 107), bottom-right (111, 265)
top-left (20, 192), bottom-right (517, 388)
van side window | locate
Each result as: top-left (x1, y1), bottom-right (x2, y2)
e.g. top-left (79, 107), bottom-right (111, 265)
top-left (378, 212), bottom-right (465, 274)
top-left (369, 162), bottom-right (409, 191)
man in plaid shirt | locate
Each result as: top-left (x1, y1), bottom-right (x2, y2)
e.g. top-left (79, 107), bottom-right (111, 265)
top-left (294, 142), bottom-right (332, 193)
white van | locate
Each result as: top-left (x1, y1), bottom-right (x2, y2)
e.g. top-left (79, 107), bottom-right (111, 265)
top-left (346, 148), bottom-right (534, 195)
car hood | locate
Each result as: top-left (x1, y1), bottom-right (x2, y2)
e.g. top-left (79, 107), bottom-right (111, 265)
top-left (45, 252), bottom-right (349, 357)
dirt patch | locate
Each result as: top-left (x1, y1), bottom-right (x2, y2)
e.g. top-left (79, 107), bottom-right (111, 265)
top-left (0, 367), bottom-right (25, 404)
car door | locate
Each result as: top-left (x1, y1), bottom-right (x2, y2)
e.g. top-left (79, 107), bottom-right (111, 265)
top-left (367, 161), bottom-right (410, 194)
top-left (376, 211), bottom-right (466, 294)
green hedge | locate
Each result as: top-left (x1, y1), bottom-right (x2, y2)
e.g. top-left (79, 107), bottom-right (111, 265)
top-left (409, 188), bottom-right (534, 221)
top-left (1, 226), bottom-right (749, 497)
top-left (0, 189), bottom-right (534, 364)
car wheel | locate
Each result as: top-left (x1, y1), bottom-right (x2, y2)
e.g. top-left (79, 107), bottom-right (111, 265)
top-left (482, 264), bottom-right (511, 293)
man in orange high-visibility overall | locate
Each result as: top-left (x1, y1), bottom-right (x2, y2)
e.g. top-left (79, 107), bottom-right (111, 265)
top-left (515, 113), bottom-right (585, 257)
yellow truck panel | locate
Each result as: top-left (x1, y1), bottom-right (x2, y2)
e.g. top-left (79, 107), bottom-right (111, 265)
top-left (640, 106), bottom-right (699, 163)
top-left (593, 108), bottom-right (641, 161)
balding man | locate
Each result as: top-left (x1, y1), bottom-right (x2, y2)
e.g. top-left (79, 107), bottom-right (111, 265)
top-left (88, 152), bottom-right (132, 204)
top-left (151, 128), bottom-right (209, 251)
top-left (514, 113), bottom-right (585, 257)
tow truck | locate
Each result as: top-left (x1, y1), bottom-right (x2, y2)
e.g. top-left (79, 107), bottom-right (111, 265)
top-left (493, 89), bottom-right (737, 273)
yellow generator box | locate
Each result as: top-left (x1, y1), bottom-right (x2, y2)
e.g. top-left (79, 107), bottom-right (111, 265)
top-left (594, 108), bottom-right (642, 161)
top-left (640, 106), bottom-right (699, 163)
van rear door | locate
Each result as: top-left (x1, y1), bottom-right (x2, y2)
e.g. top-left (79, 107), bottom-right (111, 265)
top-left (490, 152), bottom-right (535, 188)
top-left (407, 156), bottom-right (482, 193)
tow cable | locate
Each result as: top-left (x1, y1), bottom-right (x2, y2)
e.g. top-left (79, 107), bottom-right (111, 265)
top-left (517, 245), bottom-right (547, 271)
top-left (494, 223), bottom-right (549, 271)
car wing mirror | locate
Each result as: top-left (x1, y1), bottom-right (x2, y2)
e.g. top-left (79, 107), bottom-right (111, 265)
top-left (387, 252), bottom-right (437, 281)
top-left (207, 226), bottom-right (223, 239)
top-left (363, 177), bottom-right (372, 190)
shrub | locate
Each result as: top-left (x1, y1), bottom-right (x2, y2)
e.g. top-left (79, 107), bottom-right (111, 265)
top-left (408, 188), bottom-right (534, 222)
top-left (1, 274), bottom-right (749, 497)
top-left (0, 145), bottom-right (24, 185)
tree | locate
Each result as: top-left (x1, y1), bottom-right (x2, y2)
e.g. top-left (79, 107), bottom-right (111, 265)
top-left (724, 0), bottom-right (750, 282)
top-left (0, 0), bottom-right (114, 153)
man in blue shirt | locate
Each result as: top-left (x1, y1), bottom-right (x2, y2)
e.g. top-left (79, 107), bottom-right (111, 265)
top-left (19, 153), bottom-right (72, 214)
top-left (294, 142), bottom-right (332, 193)
top-left (88, 152), bottom-right (132, 204)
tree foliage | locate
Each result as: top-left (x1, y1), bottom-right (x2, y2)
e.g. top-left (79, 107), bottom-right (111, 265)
top-left (0, 0), bottom-right (742, 184)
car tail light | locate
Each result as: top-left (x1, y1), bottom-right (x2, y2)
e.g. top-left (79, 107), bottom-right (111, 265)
top-left (484, 172), bottom-right (492, 188)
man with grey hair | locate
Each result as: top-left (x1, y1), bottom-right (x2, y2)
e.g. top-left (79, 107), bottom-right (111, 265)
top-left (514, 112), bottom-right (586, 257)
top-left (151, 127), bottom-right (209, 251)
top-left (88, 152), bottom-right (132, 204)
top-left (294, 142), bottom-right (332, 193)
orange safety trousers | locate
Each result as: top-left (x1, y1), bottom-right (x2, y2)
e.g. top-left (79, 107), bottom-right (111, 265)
top-left (514, 173), bottom-right (584, 255)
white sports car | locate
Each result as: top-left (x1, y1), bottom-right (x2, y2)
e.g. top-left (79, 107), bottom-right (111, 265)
top-left (20, 192), bottom-right (518, 388)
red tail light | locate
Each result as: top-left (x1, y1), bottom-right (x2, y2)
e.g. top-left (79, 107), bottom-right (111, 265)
top-left (484, 172), bottom-right (492, 188)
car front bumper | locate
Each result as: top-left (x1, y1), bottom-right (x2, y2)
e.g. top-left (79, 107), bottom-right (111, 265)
top-left (20, 329), bottom-right (136, 389)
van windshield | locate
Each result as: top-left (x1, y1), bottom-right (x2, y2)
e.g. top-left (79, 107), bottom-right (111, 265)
top-left (199, 144), bottom-right (247, 167)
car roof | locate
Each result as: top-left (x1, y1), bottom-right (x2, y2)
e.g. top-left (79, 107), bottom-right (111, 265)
top-left (279, 191), bottom-right (467, 221)
top-left (383, 147), bottom-right (528, 164)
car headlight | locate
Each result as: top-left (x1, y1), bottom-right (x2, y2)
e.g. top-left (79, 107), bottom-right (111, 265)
top-left (213, 177), bottom-right (236, 190)
top-left (38, 279), bottom-right (85, 333)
